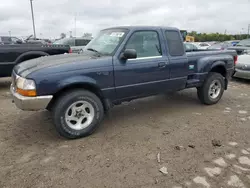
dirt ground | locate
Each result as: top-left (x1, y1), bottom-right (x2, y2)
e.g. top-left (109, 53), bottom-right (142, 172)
top-left (0, 77), bottom-right (250, 188)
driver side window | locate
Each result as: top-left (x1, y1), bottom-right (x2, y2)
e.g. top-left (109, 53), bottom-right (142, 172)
top-left (125, 31), bottom-right (162, 58)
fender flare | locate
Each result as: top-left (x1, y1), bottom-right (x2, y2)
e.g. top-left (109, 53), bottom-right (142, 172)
top-left (210, 60), bottom-right (226, 71)
top-left (15, 51), bottom-right (49, 64)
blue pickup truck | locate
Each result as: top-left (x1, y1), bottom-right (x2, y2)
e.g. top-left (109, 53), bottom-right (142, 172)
top-left (11, 26), bottom-right (237, 139)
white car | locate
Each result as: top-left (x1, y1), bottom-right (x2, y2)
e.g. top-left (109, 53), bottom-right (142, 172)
top-left (192, 42), bottom-right (211, 50)
top-left (234, 51), bottom-right (250, 79)
top-left (53, 37), bottom-right (91, 53)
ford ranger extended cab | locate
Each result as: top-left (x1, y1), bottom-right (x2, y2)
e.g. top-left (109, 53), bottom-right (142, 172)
top-left (0, 44), bottom-right (71, 77)
top-left (11, 26), bottom-right (237, 139)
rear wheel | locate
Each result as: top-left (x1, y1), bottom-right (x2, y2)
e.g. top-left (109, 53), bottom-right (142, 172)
top-left (197, 72), bottom-right (225, 105)
top-left (52, 90), bottom-right (104, 139)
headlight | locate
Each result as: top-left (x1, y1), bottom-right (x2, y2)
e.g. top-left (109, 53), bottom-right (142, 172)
top-left (16, 77), bottom-right (36, 90)
top-left (16, 77), bottom-right (36, 97)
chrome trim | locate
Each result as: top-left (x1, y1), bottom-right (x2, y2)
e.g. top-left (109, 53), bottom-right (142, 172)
top-left (10, 85), bottom-right (53, 111)
top-left (128, 56), bottom-right (163, 61)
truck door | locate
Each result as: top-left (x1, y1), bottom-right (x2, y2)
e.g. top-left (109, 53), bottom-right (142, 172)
top-left (113, 30), bottom-right (170, 100)
top-left (164, 30), bottom-right (189, 91)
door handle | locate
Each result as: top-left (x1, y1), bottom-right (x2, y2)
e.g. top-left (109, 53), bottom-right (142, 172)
top-left (158, 62), bottom-right (166, 68)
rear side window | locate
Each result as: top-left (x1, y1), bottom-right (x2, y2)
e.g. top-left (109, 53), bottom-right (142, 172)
top-left (75, 39), bottom-right (91, 46)
top-left (165, 31), bottom-right (185, 56)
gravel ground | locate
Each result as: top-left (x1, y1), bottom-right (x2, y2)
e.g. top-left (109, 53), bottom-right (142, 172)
top-left (0, 77), bottom-right (250, 188)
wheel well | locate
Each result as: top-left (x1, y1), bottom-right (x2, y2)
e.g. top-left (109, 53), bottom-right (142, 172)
top-left (17, 54), bottom-right (47, 64)
top-left (210, 65), bottom-right (228, 90)
top-left (211, 65), bottom-right (226, 77)
top-left (47, 83), bottom-right (109, 112)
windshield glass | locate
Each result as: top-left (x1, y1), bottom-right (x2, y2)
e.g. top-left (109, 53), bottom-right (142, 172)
top-left (84, 29), bottom-right (128, 55)
top-left (236, 39), bottom-right (250, 47)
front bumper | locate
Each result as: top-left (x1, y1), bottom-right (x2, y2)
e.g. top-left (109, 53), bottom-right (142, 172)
top-left (10, 85), bottom-right (53, 111)
top-left (234, 68), bottom-right (250, 80)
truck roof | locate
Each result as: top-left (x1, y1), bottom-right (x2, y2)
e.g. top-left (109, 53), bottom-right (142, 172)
top-left (103, 26), bottom-right (179, 31)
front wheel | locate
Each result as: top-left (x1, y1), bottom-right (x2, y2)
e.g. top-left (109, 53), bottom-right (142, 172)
top-left (197, 72), bottom-right (225, 105)
top-left (52, 90), bottom-right (104, 139)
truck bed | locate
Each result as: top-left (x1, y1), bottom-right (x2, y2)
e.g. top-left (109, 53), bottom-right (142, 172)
top-left (185, 50), bottom-right (237, 88)
top-left (186, 49), bottom-right (236, 73)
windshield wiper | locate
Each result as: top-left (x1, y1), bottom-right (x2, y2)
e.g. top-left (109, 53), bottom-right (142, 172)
top-left (87, 48), bottom-right (102, 56)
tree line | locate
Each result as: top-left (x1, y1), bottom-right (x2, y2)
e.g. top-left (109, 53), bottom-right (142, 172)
top-left (188, 31), bottom-right (249, 42)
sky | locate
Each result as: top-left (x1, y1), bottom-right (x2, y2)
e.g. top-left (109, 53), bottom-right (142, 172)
top-left (0, 0), bottom-right (249, 39)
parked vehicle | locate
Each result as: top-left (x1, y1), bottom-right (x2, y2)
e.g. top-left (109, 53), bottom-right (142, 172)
top-left (226, 40), bottom-right (240, 46)
top-left (53, 37), bottom-right (91, 53)
top-left (192, 42), bottom-right (211, 49)
top-left (0, 44), bottom-right (71, 77)
top-left (228, 38), bottom-right (250, 55)
top-left (184, 42), bottom-right (198, 51)
top-left (0, 36), bottom-right (23, 45)
top-left (25, 38), bottom-right (52, 45)
top-left (11, 26), bottom-right (237, 139)
top-left (207, 42), bottom-right (233, 50)
top-left (233, 51), bottom-right (250, 79)
top-left (180, 30), bottom-right (195, 42)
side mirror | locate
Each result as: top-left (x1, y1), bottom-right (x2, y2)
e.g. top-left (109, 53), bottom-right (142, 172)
top-left (121, 49), bottom-right (137, 60)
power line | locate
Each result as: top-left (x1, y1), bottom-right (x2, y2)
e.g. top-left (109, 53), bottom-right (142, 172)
top-left (74, 14), bottom-right (77, 37)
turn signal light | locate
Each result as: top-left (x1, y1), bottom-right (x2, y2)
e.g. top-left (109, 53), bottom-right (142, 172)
top-left (17, 88), bottom-right (37, 97)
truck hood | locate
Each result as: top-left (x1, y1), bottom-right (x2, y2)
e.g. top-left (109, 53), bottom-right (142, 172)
top-left (14, 53), bottom-right (112, 77)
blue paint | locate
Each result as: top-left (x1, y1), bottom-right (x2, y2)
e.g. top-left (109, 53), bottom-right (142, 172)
top-left (13, 26), bottom-right (236, 105)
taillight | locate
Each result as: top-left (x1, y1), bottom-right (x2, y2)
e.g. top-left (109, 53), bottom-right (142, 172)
top-left (234, 56), bottom-right (238, 64)
top-left (69, 48), bottom-right (72, 53)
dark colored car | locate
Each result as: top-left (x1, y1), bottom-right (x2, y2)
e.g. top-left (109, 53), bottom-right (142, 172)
top-left (11, 26), bottom-right (236, 139)
top-left (0, 36), bottom-right (23, 45)
top-left (25, 38), bottom-right (52, 45)
top-left (0, 44), bottom-right (71, 77)
top-left (54, 37), bottom-right (91, 53)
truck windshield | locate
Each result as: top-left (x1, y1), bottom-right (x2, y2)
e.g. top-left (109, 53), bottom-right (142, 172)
top-left (84, 29), bottom-right (128, 55)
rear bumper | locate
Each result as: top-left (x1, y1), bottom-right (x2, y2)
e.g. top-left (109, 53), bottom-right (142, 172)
top-left (10, 85), bottom-right (53, 111)
top-left (234, 68), bottom-right (250, 80)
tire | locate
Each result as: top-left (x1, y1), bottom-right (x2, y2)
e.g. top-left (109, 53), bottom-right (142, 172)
top-left (197, 72), bottom-right (225, 105)
top-left (52, 89), bottom-right (104, 139)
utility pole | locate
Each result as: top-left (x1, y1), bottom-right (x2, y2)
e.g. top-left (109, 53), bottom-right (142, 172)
top-left (8, 31), bottom-right (11, 37)
top-left (30, 0), bottom-right (36, 39)
top-left (248, 24), bottom-right (250, 38)
top-left (74, 14), bottom-right (77, 37)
